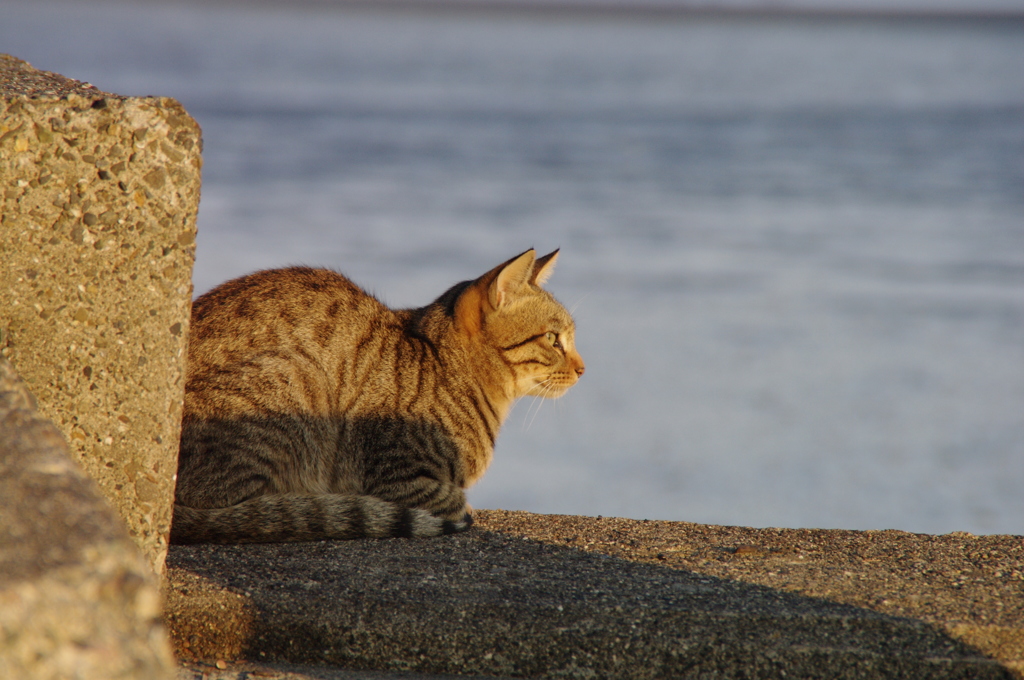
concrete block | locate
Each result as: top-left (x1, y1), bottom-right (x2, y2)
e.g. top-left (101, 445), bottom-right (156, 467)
top-left (0, 53), bottom-right (201, 575)
top-left (0, 355), bottom-right (175, 680)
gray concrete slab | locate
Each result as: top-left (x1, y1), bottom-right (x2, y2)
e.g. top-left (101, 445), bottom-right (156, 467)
top-left (167, 510), bottom-right (1022, 679)
top-left (0, 356), bottom-right (175, 679)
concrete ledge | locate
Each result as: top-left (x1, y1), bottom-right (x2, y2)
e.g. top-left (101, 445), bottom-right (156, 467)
top-left (166, 509), bottom-right (1023, 679)
top-left (0, 356), bottom-right (175, 680)
top-left (0, 53), bottom-right (201, 575)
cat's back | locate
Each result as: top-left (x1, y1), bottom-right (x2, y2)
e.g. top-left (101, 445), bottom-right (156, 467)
top-left (188, 266), bottom-right (390, 371)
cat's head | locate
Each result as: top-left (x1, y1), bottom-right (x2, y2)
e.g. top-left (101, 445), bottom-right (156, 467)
top-left (451, 249), bottom-right (585, 400)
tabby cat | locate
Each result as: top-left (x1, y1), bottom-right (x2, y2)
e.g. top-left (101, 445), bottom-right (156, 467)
top-left (171, 249), bottom-right (584, 543)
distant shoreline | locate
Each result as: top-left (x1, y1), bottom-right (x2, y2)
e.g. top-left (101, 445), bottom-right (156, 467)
top-left (58, 0), bottom-right (1024, 22)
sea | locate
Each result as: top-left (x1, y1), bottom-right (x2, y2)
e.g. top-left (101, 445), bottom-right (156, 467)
top-left (4, 0), bottom-right (1023, 535)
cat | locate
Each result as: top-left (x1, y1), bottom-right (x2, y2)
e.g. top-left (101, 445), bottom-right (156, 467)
top-left (171, 249), bottom-right (584, 543)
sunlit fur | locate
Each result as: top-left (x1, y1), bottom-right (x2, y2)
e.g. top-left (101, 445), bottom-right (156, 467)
top-left (171, 249), bottom-right (584, 543)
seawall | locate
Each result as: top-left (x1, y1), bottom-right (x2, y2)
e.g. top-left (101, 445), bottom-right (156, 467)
top-left (1, 55), bottom-right (1021, 680)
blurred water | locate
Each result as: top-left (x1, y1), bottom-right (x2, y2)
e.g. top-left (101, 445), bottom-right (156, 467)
top-left (5, 1), bottom-right (1023, 534)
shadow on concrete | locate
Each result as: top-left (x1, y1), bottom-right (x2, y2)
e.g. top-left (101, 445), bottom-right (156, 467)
top-left (165, 524), bottom-right (1014, 679)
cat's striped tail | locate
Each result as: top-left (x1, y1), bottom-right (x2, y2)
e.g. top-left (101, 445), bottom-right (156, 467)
top-left (169, 493), bottom-right (472, 544)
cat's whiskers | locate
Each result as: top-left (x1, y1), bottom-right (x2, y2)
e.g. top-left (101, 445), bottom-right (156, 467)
top-left (569, 292), bottom-right (591, 316)
top-left (520, 378), bottom-right (550, 431)
top-left (523, 377), bottom-right (557, 431)
top-left (520, 396), bottom-right (540, 432)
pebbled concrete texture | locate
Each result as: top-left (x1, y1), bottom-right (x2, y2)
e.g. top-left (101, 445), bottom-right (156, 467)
top-left (0, 355), bottom-right (176, 680)
top-left (0, 53), bottom-right (201, 575)
top-left (166, 509), bottom-right (1023, 679)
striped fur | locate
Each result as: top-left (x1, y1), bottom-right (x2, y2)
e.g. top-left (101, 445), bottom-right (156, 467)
top-left (171, 249), bottom-right (584, 543)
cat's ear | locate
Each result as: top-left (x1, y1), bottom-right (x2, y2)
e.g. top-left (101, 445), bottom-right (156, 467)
top-left (531, 249), bottom-right (559, 287)
top-left (489, 249), bottom-right (536, 309)
top-left (454, 249), bottom-right (535, 335)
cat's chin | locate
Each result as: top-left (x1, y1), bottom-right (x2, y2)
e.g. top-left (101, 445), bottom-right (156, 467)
top-left (525, 380), bottom-right (576, 399)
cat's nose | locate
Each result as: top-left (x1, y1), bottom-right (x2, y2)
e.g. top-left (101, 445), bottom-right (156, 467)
top-left (574, 361), bottom-right (585, 377)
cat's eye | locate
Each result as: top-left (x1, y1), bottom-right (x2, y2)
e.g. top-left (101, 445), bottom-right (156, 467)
top-left (545, 331), bottom-right (562, 349)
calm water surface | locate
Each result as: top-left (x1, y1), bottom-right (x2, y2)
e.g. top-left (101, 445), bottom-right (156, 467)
top-left (5, 1), bottom-right (1023, 534)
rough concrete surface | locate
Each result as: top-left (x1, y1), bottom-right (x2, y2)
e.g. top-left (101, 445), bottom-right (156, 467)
top-left (166, 509), bottom-right (1023, 679)
top-left (0, 53), bottom-right (201, 575)
top-left (177, 659), bottom-right (513, 680)
top-left (0, 355), bottom-right (176, 680)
